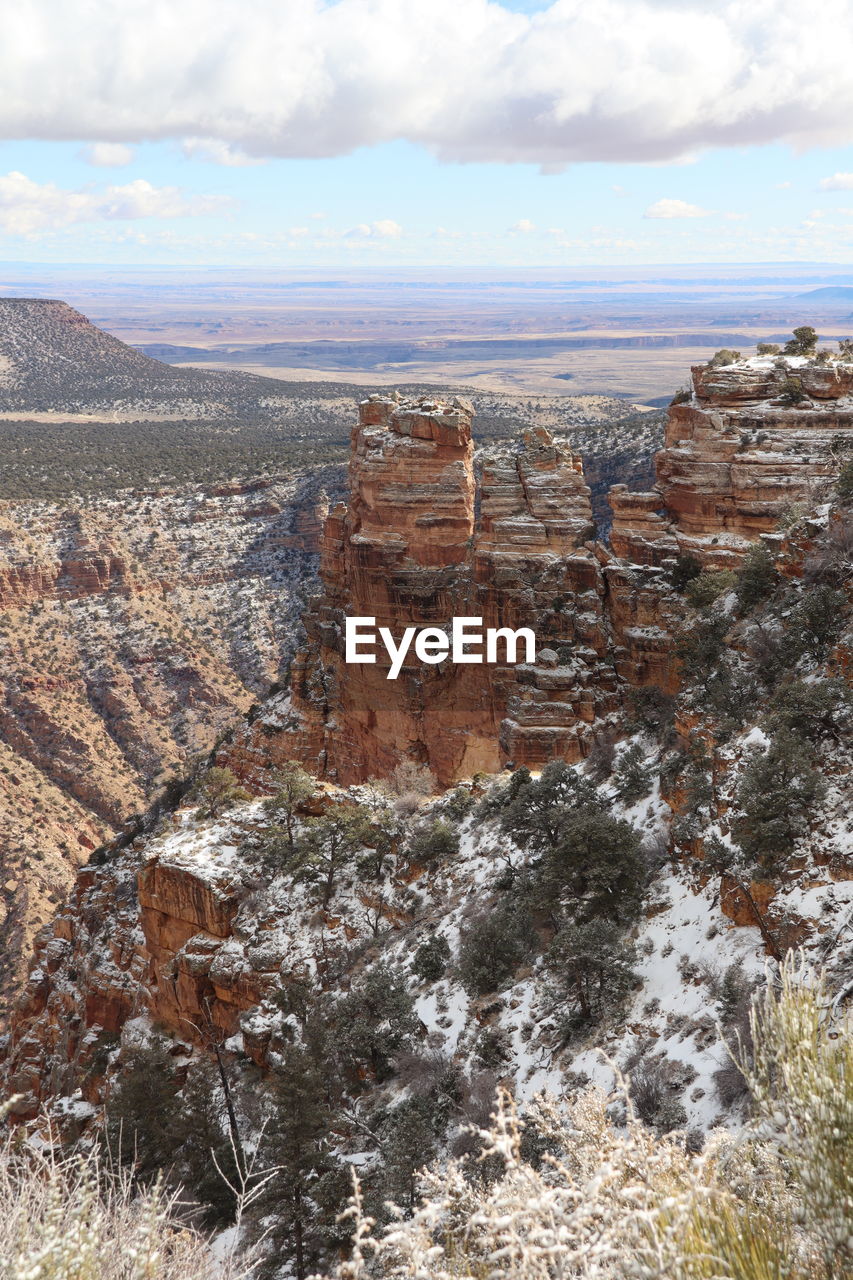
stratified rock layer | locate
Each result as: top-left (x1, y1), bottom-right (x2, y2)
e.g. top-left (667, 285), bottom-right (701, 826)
top-left (611, 358), bottom-right (853, 569)
top-left (224, 396), bottom-right (618, 786)
top-left (227, 366), bottom-right (853, 787)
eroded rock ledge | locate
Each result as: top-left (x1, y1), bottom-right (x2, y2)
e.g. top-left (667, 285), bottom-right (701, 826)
top-left (223, 367), bottom-right (853, 787)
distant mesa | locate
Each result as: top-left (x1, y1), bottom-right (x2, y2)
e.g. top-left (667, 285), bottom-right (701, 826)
top-left (0, 297), bottom-right (291, 418)
top-left (789, 286), bottom-right (853, 304)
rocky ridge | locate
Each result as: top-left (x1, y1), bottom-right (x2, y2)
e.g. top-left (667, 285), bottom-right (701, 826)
top-left (225, 357), bottom-right (853, 788)
top-left (0, 469), bottom-right (334, 1009)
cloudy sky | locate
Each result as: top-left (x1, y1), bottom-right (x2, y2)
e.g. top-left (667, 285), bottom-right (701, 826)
top-left (3, 0), bottom-right (853, 265)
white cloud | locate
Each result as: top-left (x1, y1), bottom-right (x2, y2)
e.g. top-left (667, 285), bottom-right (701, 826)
top-left (2, 1), bottom-right (853, 166)
top-left (81, 142), bottom-right (134, 167)
top-left (511, 219), bottom-right (536, 232)
top-left (372, 218), bottom-right (403, 238)
top-left (643, 198), bottom-right (709, 219)
top-left (819, 172), bottom-right (853, 190)
top-left (0, 172), bottom-right (231, 236)
top-left (181, 137), bottom-right (264, 166)
top-left (345, 219), bottom-right (403, 239)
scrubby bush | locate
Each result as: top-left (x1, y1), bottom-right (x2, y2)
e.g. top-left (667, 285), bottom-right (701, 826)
top-left (493, 761), bottom-right (645, 923)
top-left (0, 1108), bottom-right (225, 1280)
top-left (735, 544), bottom-right (778, 614)
top-left (671, 553), bottom-right (702, 593)
top-left (766, 676), bottom-right (851, 740)
top-left (411, 933), bottom-right (451, 982)
top-left (611, 743), bottom-right (654, 803)
top-left (406, 818), bottom-right (459, 866)
top-left (777, 374), bottom-right (808, 405)
top-left (334, 964), bottom-right (419, 1083)
top-left (790, 584), bottom-right (847, 660)
top-left (837, 458), bottom-right (853, 500)
top-left (708, 348), bottom-right (741, 367)
top-left (262, 761), bottom-right (315, 855)
top-left (190, 766), bottom-right (250, 818)
top-left (318, 955), bottom-right (847, 1280)
top-left (457, 904), bottom-right (536, 996)
top-left (289, 804), bottom-right (373, 905)
top-left (732, 730), bottom-right (827, 868)
top-left (675, 614), bottom-right (730, 682)
top-left (684, 569), bottom-right (736, 607)
top-left (756, 342), bottom-right (780, 355)
top-left (626, 687), bottom-right (676, 741)
top-left (546, 918), bottom-right (637, 1032)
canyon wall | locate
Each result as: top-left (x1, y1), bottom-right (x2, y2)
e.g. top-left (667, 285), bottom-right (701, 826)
top-left (0, 471), bottom-right (334, 1011)
top-left (226, 360), bottom-right (853, 788)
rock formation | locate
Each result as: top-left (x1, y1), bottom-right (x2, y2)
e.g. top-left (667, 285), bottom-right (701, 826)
top-left (225, 360), bottom-right (853, 788)
top-left (224, 394), bottom-right (621, 787)
top-left (0, 472), bottom-right (333, 1013)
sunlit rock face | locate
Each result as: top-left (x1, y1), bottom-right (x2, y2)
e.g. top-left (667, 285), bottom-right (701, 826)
top-left (617, 358), bottom-right (853, 569)
top-left (225, 364), bottom-right (853, 787)
top-left (225, 395), bottom-right (617, 786)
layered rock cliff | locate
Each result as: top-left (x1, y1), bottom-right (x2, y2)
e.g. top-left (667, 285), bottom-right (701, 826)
top-left (223, 395), bottom-right (622, 786)
top-left (221, 357), bottom-right (853, 790)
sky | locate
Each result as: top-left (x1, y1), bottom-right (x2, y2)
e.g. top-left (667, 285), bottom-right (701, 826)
top-left (3, 0), bottom-right (853, 267)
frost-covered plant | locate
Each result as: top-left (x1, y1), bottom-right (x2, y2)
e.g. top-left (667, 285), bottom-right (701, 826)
top-left (316, 959), bottom-right (846, 1280)
top-left (0, 1099), bottom-right (234, 1280)
top-left (738, 953), bottom-right (853, 1277)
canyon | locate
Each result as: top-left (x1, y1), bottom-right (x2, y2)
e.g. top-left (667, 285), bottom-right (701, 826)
top-left (0, 469), bottom-right (334, 1009)
top-left (225, 354), bottom-right (853, 788)
top-left (0, 347), bottom-right (850, 1275)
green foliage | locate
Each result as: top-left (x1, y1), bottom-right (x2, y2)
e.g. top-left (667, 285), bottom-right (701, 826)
top-left (546, 918), bottom-right (637, 1033)
top-left (708, 348), bottom-right (741, 367)
top-left (0, 416), bottom-right (348, 500)
top-left (406, 818), bottom-right (459, 867)
top-left (702, 658), bottom-right (761, 733)
top-left (190, 765), bottom-right (250, 818)
top-left (684, 569), bottom-right (737, 608)
top-left (676, 615), bottom-right (730, 682)
top-left (334, 964), bottom-right (419, 1083)
top-left (442, 787), bottom-right (475, 822)
top-left (626, 688), bottom-right (676, 740)
top-left (837, 458), bottom-right (853, 500)
top-left (289, 803), bottom-right (373, 905)
top-left (376, 1097), bottom-right (440, 1211)
top-left (783, 325), bottom-right (818, 356)
top-left (538, 807), bottom-right (646, 923)
top-left (493, 760), bottom-right (645, 922)
top-left (411, 933), bottom-right (452, 982)
top-left (777, 375), bottom-right (807, 405)
top-left (670, 388), bottom-right (691, 405)
top-left (671, 554), bottom-right (702, 593)
top-left (611, 743), bottom-right (654, 804)
top-left (105, 1044), bottom-right (239, 1228)
top-left (739, 953), bottom-right (853, 1279)
top-left (262, 761), bottom-right (316, 855)
top-left (732, 730), bottom-right (827, 869)
top-left (790, 584), bottom-right (847, 660)
top-left (756, 342), bottom-right (780, 355)
top-left (253, 1043), bottom-right (341, 1280)
top-left (495, 760), bottom-right (601, 851)
top-left (457, 904), bottom-right (536, 997)
top-left (766, 677), bottom-right (852, 740)
top-left (735, 544), bottom-right (779, 614)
